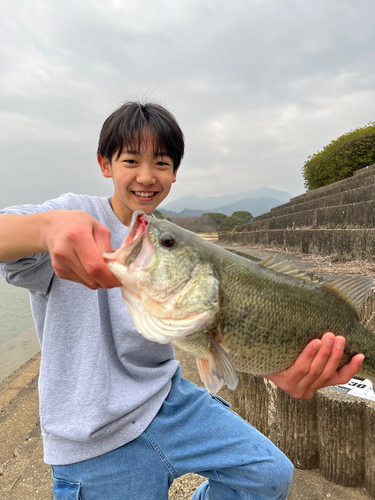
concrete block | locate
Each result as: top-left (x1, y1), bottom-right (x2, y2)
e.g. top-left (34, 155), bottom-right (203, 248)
top-left (364, 400), bottom-right (375, 497)
top-left (277, 391), bottom-right (319, 470)
top-left (231, 373), bottom-right (374, 490)
top-left (317, 389), bottom-right (365, 487)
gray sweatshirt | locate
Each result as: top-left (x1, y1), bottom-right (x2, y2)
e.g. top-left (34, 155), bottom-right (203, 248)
top-left (0, 193), bottom-right (179, 465)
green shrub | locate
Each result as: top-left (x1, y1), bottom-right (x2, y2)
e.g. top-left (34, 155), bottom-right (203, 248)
top-left (302, 122), bottom-right (375, 190)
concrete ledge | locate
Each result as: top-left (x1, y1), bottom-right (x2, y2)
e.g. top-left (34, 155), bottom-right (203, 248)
top-left (219, 228), bottom-right (375, 261)
top-left (236, 200), bottom-right (375, 231)
top-left (290, 163), bottom-right (375, 206)
top-left (268, 184), bottom-right (375, 218)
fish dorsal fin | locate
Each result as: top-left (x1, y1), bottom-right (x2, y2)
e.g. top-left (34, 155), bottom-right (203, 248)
top-left (322, 275), bottom-right (373, 317)
top-left (259, 257), bottom-right (317, 283)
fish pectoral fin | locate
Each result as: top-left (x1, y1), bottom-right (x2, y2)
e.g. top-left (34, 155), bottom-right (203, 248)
top-left (196, 341), bottom-right (238, 394)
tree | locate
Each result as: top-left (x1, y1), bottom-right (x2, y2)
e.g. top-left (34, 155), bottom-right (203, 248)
top-left (206, 212), bottom-right (227, 229)
top-left (302, 122), bottom-right (375, 190)
top-left (221, 215), bottom-right (245, 232)
top-left (232, 211), bottom-right (253, 223)
top-left (153, 209), bottom-right (164, 219)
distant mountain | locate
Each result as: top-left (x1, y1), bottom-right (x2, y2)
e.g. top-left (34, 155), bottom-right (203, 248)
top-left (160, 188), bottom-right (292, 213)
top-left (159, 195), bottom-right (287, 219)
top-left (160, 208), bottom-right (206, 218)
top-left (209, 196), bottom-right (287, 217)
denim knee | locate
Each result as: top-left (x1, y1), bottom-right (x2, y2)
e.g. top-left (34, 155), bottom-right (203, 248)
top-left (259, 453), bottom-right (294, 498)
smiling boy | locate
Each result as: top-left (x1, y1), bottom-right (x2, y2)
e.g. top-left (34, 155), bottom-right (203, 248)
top-left (0, 102), bottom-right (364, 499)
top-left (97, 103), bottom-right (181, 227)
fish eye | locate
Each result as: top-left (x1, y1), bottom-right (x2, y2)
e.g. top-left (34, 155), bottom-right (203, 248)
top-left (159, 233), bottom-right (176, 248)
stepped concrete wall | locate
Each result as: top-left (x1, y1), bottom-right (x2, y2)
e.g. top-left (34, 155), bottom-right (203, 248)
top-left (238, 200), bottom-right (375, 231)
top-left (227, 228), bottom-right (375, 260)
top-left (290, 164), bottom-right (375, 205)
top-left (219, 163), bottom-right (375, 260)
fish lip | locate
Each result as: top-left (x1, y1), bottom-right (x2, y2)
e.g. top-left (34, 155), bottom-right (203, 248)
top-left (103, 211), bottom-right (151, 266)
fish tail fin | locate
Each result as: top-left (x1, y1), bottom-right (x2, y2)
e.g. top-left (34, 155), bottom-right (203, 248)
top-left (196, 340), bottom-right (238, 394)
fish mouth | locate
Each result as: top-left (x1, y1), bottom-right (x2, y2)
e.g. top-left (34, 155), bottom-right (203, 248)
top-left (115, 211), bottom-right (152, 267)
top-left (103, 210), bottom-right (155, 273)
top-left (123, 210), bottom-right (150, 246)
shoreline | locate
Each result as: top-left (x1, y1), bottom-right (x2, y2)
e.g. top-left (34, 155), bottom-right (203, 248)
top-left (0, 326), bottom-right (40, 383)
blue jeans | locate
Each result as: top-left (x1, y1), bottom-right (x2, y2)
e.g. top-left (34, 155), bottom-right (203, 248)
top-left (51, 368), bottom-right (293, 499)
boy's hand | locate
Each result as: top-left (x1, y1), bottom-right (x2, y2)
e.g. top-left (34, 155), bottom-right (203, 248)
top-left (42, 210), bottom-right (121, 290)
top-left (265, 332), bottom-right (364, 399)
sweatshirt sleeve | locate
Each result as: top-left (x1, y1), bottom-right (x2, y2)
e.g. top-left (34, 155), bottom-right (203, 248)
top-left (0, 194), bottom-right (75, 294)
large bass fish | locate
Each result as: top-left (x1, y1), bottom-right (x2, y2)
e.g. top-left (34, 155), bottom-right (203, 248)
top-left (103, 211), bottom-right (375, 394)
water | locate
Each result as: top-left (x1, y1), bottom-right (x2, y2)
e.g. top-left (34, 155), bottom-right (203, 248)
top-left (0, 276), bottom-right (39, 382)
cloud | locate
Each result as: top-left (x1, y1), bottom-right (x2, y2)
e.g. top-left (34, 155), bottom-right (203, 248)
top-left (1, 0), bottom-right (375, 208)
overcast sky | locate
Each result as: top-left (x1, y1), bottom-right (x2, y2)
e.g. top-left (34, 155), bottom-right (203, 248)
top-left (1, 0), bottom-right (374, 209)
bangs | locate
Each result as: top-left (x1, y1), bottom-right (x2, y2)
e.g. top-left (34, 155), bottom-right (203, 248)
top-left (115, 126), bottom-right (170, 161)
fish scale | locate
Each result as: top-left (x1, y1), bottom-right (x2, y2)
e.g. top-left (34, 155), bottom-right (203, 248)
top-left (104, 211), bottom-right (375, 394)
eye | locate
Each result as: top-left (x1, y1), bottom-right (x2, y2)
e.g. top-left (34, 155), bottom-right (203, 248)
top-left (159, 233), bottom-right (176, 248)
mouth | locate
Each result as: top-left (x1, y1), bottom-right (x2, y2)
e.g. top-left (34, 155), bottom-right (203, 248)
top-left (132, 191), bottom-right (158, 200)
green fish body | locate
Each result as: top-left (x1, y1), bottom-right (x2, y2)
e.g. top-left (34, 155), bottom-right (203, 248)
top-left (104, 212), bottom-right (375, 394)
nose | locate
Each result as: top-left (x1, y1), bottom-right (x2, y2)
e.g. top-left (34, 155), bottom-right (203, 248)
top-left (136, 165), bottom-right (156, 185)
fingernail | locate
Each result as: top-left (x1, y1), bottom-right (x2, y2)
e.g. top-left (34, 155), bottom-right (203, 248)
top-left (337, 340), bottom-right (345, 350)
top-left (325, 337), bottom-right (334, 347)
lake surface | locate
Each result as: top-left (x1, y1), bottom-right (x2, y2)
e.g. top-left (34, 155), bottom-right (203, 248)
top-left (0, 276), bottom-right (39, 382)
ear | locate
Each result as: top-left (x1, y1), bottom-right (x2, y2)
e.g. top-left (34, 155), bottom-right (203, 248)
top-left (98, 154), bottom-right (112, 179)
top-left (172, 166), bottom-right (179, 183)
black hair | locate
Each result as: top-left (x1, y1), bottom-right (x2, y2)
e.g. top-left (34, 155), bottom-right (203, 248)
top-left (97, 101), bottom-right (184, 172)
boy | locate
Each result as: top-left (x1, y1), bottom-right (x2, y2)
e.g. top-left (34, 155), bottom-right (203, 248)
top-left (0, 102), bottom-right (364, 499)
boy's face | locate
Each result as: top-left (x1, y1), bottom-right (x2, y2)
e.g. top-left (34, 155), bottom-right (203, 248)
top-left (98, 136), bottom-right (178, 226)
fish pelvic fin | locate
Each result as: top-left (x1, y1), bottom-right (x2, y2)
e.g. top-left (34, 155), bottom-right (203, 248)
top-left (322, 275), bottom-right (373, 318)
top-left (196, 340), bottom-right (238, 394)
top-left (196, 359), bottom-right (224, 394)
